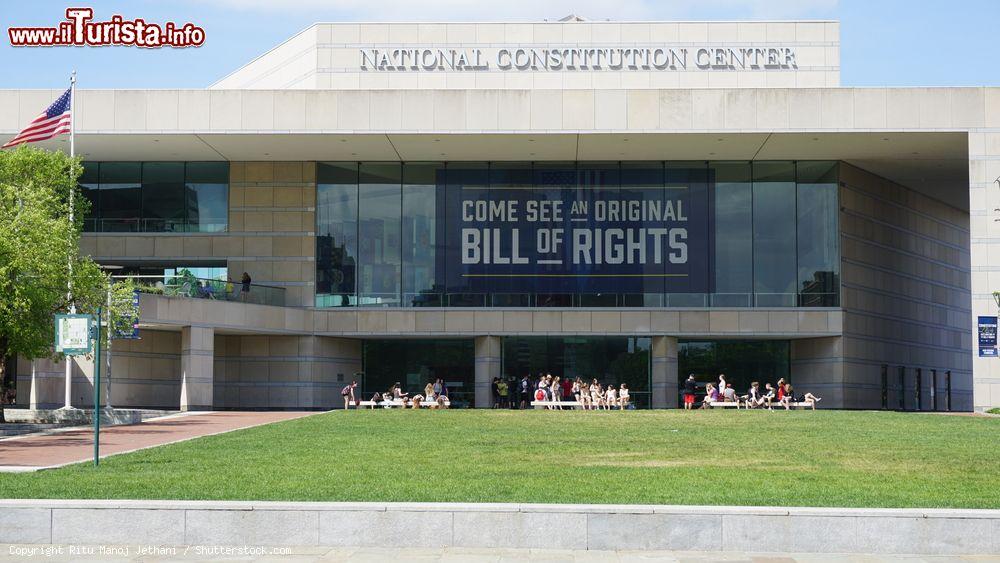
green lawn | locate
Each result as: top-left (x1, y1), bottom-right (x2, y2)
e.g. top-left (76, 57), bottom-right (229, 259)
top-left (2, 410), bottom-right (998, 508)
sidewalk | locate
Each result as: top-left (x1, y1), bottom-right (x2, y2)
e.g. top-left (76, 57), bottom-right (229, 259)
top-left (0, 411), bottom-right (317, 472)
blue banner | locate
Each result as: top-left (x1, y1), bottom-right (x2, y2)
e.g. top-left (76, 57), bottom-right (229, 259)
top-left (445, 167), bottom-right (710, 293)
top-left (979, 316), bottom-right (996, 357)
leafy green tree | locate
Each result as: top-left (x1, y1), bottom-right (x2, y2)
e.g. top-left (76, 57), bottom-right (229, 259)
top-left (0, 146), bottom-right (123, 422)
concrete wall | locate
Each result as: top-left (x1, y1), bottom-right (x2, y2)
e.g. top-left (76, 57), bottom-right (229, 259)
top-left (791, 337), bottom-right (845, 406)
top-left (15, 330), bottom-right (181, 410)
top-left (1, 500), bottom-right (996, 555)
top-left (212, 21), bottom-right (840, 90)
top-left (229, 162), bottom-right (316, 307)
top-left (214, 335), bottom-right (361, 410)
top-left (969, 117), bottom-right (1000, 410)
top-left (840, 164), bottom-right (973, 410)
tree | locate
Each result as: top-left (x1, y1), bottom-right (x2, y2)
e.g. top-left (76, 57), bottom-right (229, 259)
top-left (0, 146), bottom-right (114, 422)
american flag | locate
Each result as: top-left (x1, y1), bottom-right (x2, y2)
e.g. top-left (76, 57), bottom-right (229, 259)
top-left (2, 88), bottom-right (72, 149)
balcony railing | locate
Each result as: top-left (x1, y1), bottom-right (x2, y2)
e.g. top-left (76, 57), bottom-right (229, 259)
top-left (115, 274), bottom-right (285, 307)
top-left (84, 218), bottom-right (227, 233)
top-left (316, 292), bottom-right (839, 308)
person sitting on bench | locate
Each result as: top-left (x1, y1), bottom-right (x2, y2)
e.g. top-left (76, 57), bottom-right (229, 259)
top-left (760, 383), bottom-right (776, 410)
top-left (780, 383), bottom-right (795, 410)
top-left (745, 382), bottom-right (762, 409)
top-left (722, 383), bottom-right (738, 404)
top-left (701, 383), bottom-right (718, 409)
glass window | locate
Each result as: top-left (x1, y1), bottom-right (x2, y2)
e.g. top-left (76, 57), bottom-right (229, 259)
top-left (358, 163), bottom-right (401, 307)
top-left (316, 163), bottom-right (359, 307)
top-left (489, 162), bottom-right (535, 305)
top-left (752, 162), bottom-right (797, 307)
top-left (502, 336), bottom-right (651, 408)
top-left (79, 162), bottom-right (100, 232)
top-left (402, 163), bottom-right (445, 307)
top-left (310, 160), bottom-right (840, 309)
top-left (444, 162), bottom-right (488, 306)
top-left (98, 162), bottom-right (141, 232)
top-left (141, 162), bottom-right (185, 232)
top-left (620, 162), bottom-right (664, 303)
top-left (363, 339), bottom-right (475, 407)
top-left (532, 162), bottom-right (576, 306)
top-left (711, 162), bottom-right (752, 307)
top-left (665, 162), bottom-right (709, 307)
top-left (185, 162), bottom-right (229, 233)
top-left (678, 340), bottom-right (790, 402)
top-left (796, 161), bottom-right (839, 307)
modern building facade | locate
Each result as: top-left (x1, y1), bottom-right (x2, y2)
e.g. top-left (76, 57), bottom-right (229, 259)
top-left (5, 18), bottom-right (998, 411)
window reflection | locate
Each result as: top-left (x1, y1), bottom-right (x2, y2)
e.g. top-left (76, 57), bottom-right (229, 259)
top-left (81, 162), bottom-right (228, 233)
top-left (313, 161), bottom-right (841, 309)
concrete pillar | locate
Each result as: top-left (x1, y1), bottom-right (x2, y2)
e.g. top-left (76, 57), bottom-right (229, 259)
top-left (180, 326), bottom-right (214, 411)
top-left (474, 336), bottom-right (501, 409)
top-left (651, 336), bottom-right (678, 409)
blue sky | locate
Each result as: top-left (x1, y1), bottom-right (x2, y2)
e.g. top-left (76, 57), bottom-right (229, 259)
top-left (0, 0), bottom-right (997, 88)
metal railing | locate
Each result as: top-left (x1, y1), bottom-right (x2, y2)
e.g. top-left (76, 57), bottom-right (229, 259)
top-left (84, 218), bottom-right (227, 233)
top-left (316, 292), bottom-right (839, 309)
top-left (114, 274), bottom-right (285, 307)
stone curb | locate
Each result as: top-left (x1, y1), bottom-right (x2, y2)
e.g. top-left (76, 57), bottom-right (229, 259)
top-left (0, 501), bottom-right (997, 555)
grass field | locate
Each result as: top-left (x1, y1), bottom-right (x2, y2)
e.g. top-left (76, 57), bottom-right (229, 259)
top-left (1, 410), bottom-right (998, 508)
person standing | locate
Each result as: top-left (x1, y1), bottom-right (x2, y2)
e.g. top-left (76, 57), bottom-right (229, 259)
top-left (240, 271), bottom-right (252, 302)
top-left (518, 374), bottom-right (530, 409)
top-left (683, 374), bottom-right (697, 410)
top-left (497, 377), bottom-right (509, 409)
top-left (341, 380), bottom-right (357, 410)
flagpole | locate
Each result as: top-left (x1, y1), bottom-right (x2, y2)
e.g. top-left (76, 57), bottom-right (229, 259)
top-left (63, 70), bottom-right (77, 410)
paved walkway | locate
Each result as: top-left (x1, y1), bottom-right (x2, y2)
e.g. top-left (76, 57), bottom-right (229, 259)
top-left (0, 546), bottom-right (993, 562)
top-left (0, 411), bottom-right (317, 472)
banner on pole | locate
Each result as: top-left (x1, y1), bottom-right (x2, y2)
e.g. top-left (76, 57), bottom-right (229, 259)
top-left (978, 316), bottom-right (997, 357)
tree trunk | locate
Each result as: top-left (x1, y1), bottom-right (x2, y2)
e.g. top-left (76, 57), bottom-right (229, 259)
top-left (0, 336), bottom-right (7, 424)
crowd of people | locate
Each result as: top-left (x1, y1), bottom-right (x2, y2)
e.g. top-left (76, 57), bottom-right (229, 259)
top-left (494, 374), bottom-right (633, 410)
top-left (340, 379), bottom-right (452, 409)
top-left (683, 374), bottom-right (822, 410)
top-left (339, 372), bottom-right (820, 411)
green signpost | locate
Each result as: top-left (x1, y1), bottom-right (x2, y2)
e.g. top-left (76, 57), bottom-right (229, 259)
top-left (54, 312), bottom-right (102, 467)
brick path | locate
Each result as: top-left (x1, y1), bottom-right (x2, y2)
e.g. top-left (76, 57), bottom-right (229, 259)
top-left (0, 411), bottom-right (317, 471)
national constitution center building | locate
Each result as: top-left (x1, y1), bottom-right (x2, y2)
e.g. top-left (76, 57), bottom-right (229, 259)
top-left (7, 17), bottom-right (1000, 412)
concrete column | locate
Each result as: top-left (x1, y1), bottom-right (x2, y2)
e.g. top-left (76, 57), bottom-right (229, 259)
top-left (791, 336), bottom-right (845, 408)
top-left (651, 336), bottom-right (678, 409)
top-left (180, 326), bottom-right (214, 411)
top-left (474, 336), bottom-right (501, 409)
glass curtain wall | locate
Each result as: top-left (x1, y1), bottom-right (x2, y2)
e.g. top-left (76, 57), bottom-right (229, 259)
top-left (502, 336), bottom-right (652, 407)
top-left (316, 163), bottom-right (359, 307)
top-left (362, 339), bottom-right (475, 407)
top-left (678, 340), bottom-right (791, 400)
top-left (81, 162), bottom-right (228, 232)
top-left (315, 161), bottom-right (840, 309)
